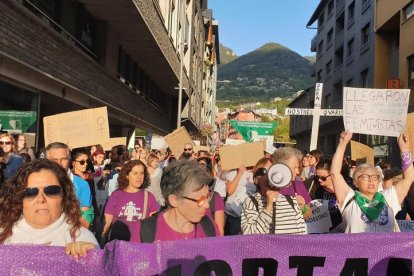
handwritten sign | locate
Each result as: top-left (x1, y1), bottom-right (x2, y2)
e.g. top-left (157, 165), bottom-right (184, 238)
top-left (305, 199), bottom-right (332, 233)
top-left (164, 126), bottom-right (194, 157)
top-left (350, 140), bottom-right (374, 165)
top-left (194, 145), bottom-right (210, 153)
top-left (404, 113), bottom-right (414, 155)
top-left (43, 107), bottom-right (110, 149)
top-left (102, 137), bottom-right (127, 151)
top-left (220, 141), bottom-right (265, 170)
top-left (343, 87), bottom-right (410, 137)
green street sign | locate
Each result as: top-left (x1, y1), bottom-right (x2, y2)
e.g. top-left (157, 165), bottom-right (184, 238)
top-left (0, 110), bottom-right (37, 133)
top-left (229, 120), bottom-right (279, 142)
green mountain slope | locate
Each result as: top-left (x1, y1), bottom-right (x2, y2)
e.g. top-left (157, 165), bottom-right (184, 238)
top-left (219, 43), bottom-right (238, 65)
top-left (217, 43), bottom-right (314, 102)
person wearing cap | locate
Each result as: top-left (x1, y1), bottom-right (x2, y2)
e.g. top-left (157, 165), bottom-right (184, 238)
top-left (241, 157), bottom-right (307, 235)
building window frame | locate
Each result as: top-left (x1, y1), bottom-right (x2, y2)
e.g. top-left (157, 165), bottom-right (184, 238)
top-left (403, 1), bottom-right (414, 21)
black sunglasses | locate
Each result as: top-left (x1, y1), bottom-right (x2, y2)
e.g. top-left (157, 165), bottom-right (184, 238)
top-left (254, 167), bottom-right (268, 178)
top-left (184, 148), bottom-right (193, 152)
top-left (0, 141), bottom-right (12, 145)
top-left (315, 175), bottom-right (331, 182)
top-left (75, 159), bottom-right (87, 165)
top-left (23, 185), bottom-right (63, 202)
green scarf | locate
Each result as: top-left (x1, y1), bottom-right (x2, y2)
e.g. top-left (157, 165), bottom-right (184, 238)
top-left (354, 191), bottom-right (386, 222)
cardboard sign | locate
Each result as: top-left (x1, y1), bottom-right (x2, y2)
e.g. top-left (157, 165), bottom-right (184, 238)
top-left (343, 87), bottom-right (410, 137)
top-left (305, 199), bottom-right (332, 234)
top-left (43, 107), bottom-right (110, 149)
top-left (397, 220), bottom-right (414, 232)
top-left (194, 145), bottom-right (210, 153)
top-left (102, 137), bottom-right (127, 151)
top-left (225, 138), bottom-right (245, 145)
top-left (164, 126), bottom-right (194, 157)
top-left (220, 141), bottom-right (265, 170)
top-left (404, 113), bottom-right (414, 155)
top-left (151, 136), bottom-right (167, 150)
top-left (350, 140), bottom-right (374, 165)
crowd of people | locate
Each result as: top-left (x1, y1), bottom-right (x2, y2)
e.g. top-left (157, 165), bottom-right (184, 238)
top-left (0, 130), bottom-right (413, 259)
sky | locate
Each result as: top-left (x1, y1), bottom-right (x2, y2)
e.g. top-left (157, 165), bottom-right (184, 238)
top-left (208, 0), bottom-right (321, 57)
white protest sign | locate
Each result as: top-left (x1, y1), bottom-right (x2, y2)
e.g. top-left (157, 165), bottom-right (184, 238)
top-left (225, 138), bottom-right (245, 145)
top-left (343, 87), bottom-right (410, 137)
top-left (285, 83), bottom-right (343, 151)
top-left (397, 220), bottom-right (414, 232)
top-left (305, 199), bottom-right (332, 234)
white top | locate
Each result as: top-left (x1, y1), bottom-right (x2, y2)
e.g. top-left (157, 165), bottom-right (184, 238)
top-left (340, 186), bottom-right (401, 233)
top-left (108, 173), bottom-right (119, 197)
top-left (225, 170), bottom-right (255, 217)
top-left (213, 170), bottom-right (228, 198)
top-left (147, 167), bottom-right (165, 207)
top-left (4, 214), bottom-right (99, 247)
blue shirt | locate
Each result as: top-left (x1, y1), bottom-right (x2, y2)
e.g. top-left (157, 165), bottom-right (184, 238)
top-left (5, 154), bottom-right (24, 180)
top-left (72, 174), bottom-right (92, 207)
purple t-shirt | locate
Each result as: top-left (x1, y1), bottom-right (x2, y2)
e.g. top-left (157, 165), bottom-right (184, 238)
top-left (206, 192), bottom-right (225, 218)
top-left (279, 180), bottom-right (312, 204)
top-left (105, 189), bottom-right (158, 242)
top-left (150, 212), bottom-right (220, 242)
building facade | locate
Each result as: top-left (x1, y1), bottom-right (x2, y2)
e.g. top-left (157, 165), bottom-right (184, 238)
top-left (288, 0), bottom-right (376, 156)
top-left (0, 0), bottom-right (217, 149)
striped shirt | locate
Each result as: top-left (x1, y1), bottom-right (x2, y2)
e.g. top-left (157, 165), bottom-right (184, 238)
top-left (241, 192), bottom-right (307, 235)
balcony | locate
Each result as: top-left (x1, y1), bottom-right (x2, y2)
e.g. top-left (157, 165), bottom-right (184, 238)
top-left (335, 30), bottom-right (344, 50)
top-left (311, 35), bottom-right (317, 52)
top-left (347, 16), bottom-right (355, 29)
top-left (336, 0), bottom-right (345, 16)
top-left (310, 63), bottom-right (316, 77)
top-left (333, 64), bottom-right (343, 83)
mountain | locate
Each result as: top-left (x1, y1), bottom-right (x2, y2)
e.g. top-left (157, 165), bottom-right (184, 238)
top-left (217, 43), bottom-right (314, 102)
top-left (305, 56), bottom-right (316, 64)
top-left (219, 43), bottom-right (238, 65)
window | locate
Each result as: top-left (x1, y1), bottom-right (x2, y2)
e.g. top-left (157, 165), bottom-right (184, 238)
top-left (361, 69), bottom-right (369, 88)
top-left (361, 23), bottom-right (370, 47)
top-left (334, 81), bottom-right (343, 102)
top-left (362, 0), bottom-right (368, 6)
top-left (347, 38), bottom-right (354, 57)
top-left (409, 55), bottom-right (414, 87)
top-left (361, 0), bottom-right (370, 13)
top-left (334, 47), bottom-right (344, 69)
top-left (317, 70), bottom-right (323, 81)
top-left (327, 28), bottom-right (333, 44)
top-left (404, 1), bottom-right (414, 20)
top-left (328, 1), bottom-right (334, 16)
top-left (324, 93), bottom-right (331, 108)
top-left (347, 1), bottom-right (355, 27)
top-left (318, 12), bottom-right (325, 28)
top-left (318, 40), bottom-right (324, 55)
top-left (326, 60), bottom-right (333, 74)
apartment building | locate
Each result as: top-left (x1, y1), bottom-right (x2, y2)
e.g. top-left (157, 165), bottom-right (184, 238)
top-left (0, 0), bottom-right (217, 149)
top-left (288, 0), bottom-right (376, 156)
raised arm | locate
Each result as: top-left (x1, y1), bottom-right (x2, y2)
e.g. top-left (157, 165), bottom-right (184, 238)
top-left (226, 165), bottom-right (246, 196)
top-left (331, 131), bottom-right (353, 207)
top-left (394, 134), bottom-right (414, 204)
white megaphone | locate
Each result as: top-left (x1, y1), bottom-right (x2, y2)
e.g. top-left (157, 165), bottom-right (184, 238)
top-left (267, 163), bottom-right (293, 188)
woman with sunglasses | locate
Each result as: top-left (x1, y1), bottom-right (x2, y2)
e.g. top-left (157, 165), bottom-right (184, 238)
top-left (0, 133), bottom-right (24, 181)
top-left (332, 131), bottom-right (414, 233)
top-left (139, 160), bottom-right (221, 242)
top-left (241, 157), bottom-right (307, 235)
top-left (103, 160), bottom-right (158, 242)
top-left (0, 159), bottom-right (98, 258)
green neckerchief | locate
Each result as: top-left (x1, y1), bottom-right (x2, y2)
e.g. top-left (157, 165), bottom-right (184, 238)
top-left (354, 191), bottom-right (386, 222)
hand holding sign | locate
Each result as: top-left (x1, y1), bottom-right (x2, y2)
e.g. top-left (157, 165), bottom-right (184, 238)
top-left (398, 133), bottom-right (410, 153)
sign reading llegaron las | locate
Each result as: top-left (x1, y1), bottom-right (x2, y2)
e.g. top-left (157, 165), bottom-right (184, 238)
top-left (343, 87), bottom-right (410, 137)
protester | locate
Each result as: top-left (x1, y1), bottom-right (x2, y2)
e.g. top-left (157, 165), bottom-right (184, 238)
top-left (102, 160), bottom-right (158, 242)
top-left (331, 131), bottom-right (414, 233)
top-left (139, 160), bottom-right (221, 243)
top-left (146, 153), bottom-right (165, 207)
top-left (138, 148), bottom-right (149, 165)
top-left (198, 157), bottom-right (225, 235)
top-left (0, 133), bottom-right (24, 181)
top-left (0, 147), bottom-right (5, 186)
top-left (241, 157), bottom-right (307, 235)
top-left (107, 145), bottom-right (129, 196)
top-left (45, 142), bottom-right (93, 229)
top-left (13, 134), bottom-right (36, 161)
top-left (306, 149), bottom-right (324, 179)
top-left (300, 153), bottom-right (311, 179)
top-left (181, 143), bottom-right (195, 160)
top-left (0, 159), bottom-right (98, 258)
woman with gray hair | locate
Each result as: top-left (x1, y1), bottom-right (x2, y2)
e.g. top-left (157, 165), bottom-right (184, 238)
top-left (332, 131), bottom-right (414, 233)
top-left (139, 160), bottom-right (221, 242)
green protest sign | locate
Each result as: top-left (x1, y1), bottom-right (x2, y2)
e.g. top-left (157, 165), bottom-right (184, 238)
top-left (0, 110), bottom-right (37, 133)
top-left (229, 120), bottom-right (278, 142)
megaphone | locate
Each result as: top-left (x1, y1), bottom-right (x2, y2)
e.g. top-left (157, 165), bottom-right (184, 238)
top-left (267, 163), bottom-right (293, 188)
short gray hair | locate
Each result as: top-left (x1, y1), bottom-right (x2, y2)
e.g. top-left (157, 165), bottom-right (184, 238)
top-left (44, 142), bottom-right (71, 159)
top-left (352, 163), bottom-right (382, 184)
top-left (271, 147), bottom-right (302, 165)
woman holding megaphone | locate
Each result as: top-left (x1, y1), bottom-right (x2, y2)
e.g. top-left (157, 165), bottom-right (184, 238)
top-left (241, 152), bottom-right (307, 235)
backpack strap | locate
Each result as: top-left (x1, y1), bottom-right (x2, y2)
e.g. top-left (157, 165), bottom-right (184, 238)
top-left (209, 193), bottom-right (216, 218)
top-left (250, 196), bottom-right (260, 212)
top-left (342, 196), bottom-right (355, 213)
top-left (140, 212), bottom-right (160, 243)
top-left (199, 216), bottom-right (217, 237)
top-left (285, 195), bottom-right (295, 210)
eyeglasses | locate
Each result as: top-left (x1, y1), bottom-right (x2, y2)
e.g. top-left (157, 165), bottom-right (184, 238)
top-left (315, 174), bottom-right (331, 182)
top-left (182, 195), bottom-right (208, 207)
top-left (254, 167), bottom-right (268, 178)
top-left (358, 174), bottom-right (381, 182)
top-left (184, 148), bottom-right (193, 152)
top-left (0, 141), bottom-right (12, 146)
top-left (75, 159), bottom-right (87, 165)
top-left (23, 185), bottom-right (63, 202)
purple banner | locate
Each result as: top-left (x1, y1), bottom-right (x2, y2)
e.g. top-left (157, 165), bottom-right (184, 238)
top-left (1, 234), bottom-right (414, 275)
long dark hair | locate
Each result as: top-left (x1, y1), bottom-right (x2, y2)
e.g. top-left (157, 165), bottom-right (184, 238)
top-left (0, 159), bottom-right (81, 243)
